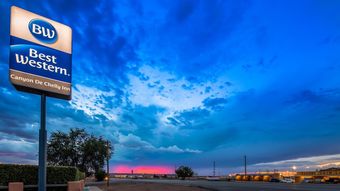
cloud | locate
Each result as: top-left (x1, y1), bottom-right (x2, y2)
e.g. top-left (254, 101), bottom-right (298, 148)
top-left (203, 97), bottom-right (228, 108)
top-left (126, 64), bottom-right (230, 131)
top-left (167, 108), bottom-right (210, 128)
top-left (285, 90), bottom-right (321, 105)
top-left (126, 65), bottom-right (228, 111)
top-left (0, 137), bottom-right (37, 164)
top-left (158, 145), bottom-right (202, 154)
top-left (0, 88), bottom-right (40, 142)
top-left (70, 84), bottom-right (119, 121)
top-left (0, 138), bottom-right (37, 153)
top-left (117, 133), bottom-right (201, 154)
top-left (253, 154), bottom-right (340, 171)
top-left (285, 88), bottom-right (340, 106)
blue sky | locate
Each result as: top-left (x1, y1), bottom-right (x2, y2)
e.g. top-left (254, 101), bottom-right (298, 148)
top-left (1, 0), bottom-right (340, 175)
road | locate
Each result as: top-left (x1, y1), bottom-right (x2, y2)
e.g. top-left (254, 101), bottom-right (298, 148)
top-left (104, 179), bottom-right (340, 191)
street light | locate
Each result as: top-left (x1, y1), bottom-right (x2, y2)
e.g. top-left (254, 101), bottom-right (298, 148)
top-left (292, 166), bottom-right (297, 171)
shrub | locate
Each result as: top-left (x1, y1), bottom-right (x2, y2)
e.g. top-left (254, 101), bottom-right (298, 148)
top-left (95, 169), bottom-right (106, 181)
top-left (0, 164), bottom-right (84, 186)
top-left (175, 166), bottom-right (194, 180)
top-left (76, 170), bottom-right (86, 181)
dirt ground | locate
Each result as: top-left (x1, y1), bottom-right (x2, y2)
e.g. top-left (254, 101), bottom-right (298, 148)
top-left (97, 182), bottom-right (211, 191)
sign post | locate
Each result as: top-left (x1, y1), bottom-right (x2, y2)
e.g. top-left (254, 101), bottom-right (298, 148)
top-left (38, 94), bottom-right (47, 191)
top-left (9, 6), bottom-right (72, 191)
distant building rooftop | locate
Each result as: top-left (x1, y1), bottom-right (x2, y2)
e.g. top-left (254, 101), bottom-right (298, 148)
top-left (297, 168), bottom-right (340, 176)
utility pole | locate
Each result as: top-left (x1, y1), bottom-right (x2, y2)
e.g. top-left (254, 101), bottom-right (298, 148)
top-left (106, 140), bottom-right (110, 187)
top-left (213, 161), bottom-right (216, 177)
top-left (244, 155), bottom-right (247, 176)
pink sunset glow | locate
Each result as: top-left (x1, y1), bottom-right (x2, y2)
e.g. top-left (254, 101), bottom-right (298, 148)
top-left (113, 165), bottom-right (174, 174)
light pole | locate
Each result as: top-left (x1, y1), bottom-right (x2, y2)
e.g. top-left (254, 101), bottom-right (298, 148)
top-left (244, 155), bottom-right (247, 176)
top-left (213, 161), bottom-right (216, 177)
top-left (106, 140), bottom-right (110, 188)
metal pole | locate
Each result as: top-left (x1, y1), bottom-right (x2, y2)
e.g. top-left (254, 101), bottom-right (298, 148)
top-left (38, 94), bottom-right (47, 191)
top-left (244, 155), bottom-right (247, 176)
top-left (213, 161), bottom-right (216, 177)
top-left (106, 140), bottom-right (109, 187)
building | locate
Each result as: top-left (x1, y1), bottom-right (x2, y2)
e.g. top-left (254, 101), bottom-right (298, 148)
top-left (110, 173), bottom-right (177, 179)
top-left (232, 171), bottom-right (296, 182)
top-left (295, 168), bottom-right (340, 183)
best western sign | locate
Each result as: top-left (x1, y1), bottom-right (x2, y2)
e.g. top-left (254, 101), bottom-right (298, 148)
top-left (10, 6), bottom-right (72, 100)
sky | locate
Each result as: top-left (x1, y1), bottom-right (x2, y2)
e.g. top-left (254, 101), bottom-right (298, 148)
top-left (1, 0), bottom-right (340, 175)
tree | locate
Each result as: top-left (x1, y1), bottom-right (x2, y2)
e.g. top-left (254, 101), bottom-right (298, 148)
top-left (175, 166), bottom-right (194, 180)
top-left (95, 169), bottom-right (106, 181)
top-left (82, 135), bottom-right (112, 175)
top-left (47, 128), bottom-right (113, 176)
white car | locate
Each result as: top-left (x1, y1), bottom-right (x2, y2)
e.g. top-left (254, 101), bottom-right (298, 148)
top-left (281, 178), bottom-right (294, 183)
top-left (206, 176), bottom-right (220, 181)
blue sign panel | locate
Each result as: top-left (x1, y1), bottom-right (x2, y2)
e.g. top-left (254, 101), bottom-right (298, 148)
top-left (10, 37), bottom-right (71, 83)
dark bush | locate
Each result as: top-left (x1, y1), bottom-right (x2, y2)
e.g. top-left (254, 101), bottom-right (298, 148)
top-left (23, 185), bottom-right (67, 191)
top-left (0, 164), bottom-right (84, 186)
top-left (95, 169), bottom-right (106, 181)
top-left (175, 166), bottom-right (194, 180)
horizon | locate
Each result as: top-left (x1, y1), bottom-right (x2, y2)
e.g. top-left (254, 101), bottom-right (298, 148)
top-left (1, 0), bottom-right (340, 176)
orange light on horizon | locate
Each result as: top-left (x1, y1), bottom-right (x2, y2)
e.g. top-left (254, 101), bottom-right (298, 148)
top-left (113, 165), bottom-right (173, 174)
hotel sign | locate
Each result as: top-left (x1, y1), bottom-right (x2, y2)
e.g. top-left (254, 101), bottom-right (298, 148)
top-left (9, 6), bottom-right (72, 100)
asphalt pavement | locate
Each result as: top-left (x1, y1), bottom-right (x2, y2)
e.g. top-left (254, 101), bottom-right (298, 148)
top-left (104, 178), bottom-right (340, 191)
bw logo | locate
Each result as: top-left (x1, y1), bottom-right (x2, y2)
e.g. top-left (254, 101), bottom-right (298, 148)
top-left (29, 19), bottom-right (58, 44)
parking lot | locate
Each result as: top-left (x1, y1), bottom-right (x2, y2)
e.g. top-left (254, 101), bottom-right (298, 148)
top-left (105, 179), bottom-right (340, 191)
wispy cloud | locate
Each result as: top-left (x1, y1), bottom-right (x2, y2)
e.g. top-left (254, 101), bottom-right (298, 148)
top-left (253, 154), bottom-right (340, 171)
top-left (71, 84), bottom-right (119, 121)
top-left (117, 133), bottom-right (201, 154)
